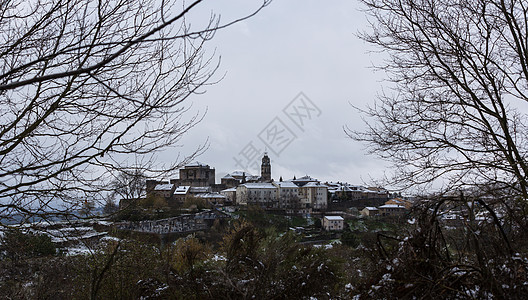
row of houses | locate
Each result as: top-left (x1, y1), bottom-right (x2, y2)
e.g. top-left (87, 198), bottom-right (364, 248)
top-left (124, 154), bottom-right (396, 216)
top-left (148, 183), bottom-right (228, 206)
top-left (360, 198), bottom-right (413, 217)
top-left (227, 178), bottom-right (329, 214)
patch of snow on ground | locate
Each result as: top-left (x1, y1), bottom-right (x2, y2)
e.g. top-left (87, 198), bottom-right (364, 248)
top-left (50, 231), bottom-right (107, 243)
top-left (101, 235), bottom-right (121, 242)
top-left (65, 244), bottom-right (93, 256)
top-left (211, 254), bottom-right (226, 261)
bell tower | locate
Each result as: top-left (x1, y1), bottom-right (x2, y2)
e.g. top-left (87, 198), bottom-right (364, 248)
top-left (260, 152), bottom-right (271, 182)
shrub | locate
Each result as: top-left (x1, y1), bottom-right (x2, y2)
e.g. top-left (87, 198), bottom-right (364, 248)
top-left (1, 229), bottom-right (56, 260)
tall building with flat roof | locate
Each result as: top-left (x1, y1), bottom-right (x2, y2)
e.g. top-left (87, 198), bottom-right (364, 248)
top-left (178, 161), bottom-right (215, 187)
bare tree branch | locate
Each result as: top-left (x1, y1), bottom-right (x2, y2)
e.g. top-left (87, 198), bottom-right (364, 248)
top-left (0, 0), bottom-right (270, 224)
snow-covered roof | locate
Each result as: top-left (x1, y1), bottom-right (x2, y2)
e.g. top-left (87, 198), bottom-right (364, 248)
top-left (324, 216), bottom-right (344, 221)
top-left (325, 182), bottom-right (365, 191)
top-left (334, 185), bottom-right (352, 192)
top-left (222, 174), bottom-right (236, 179)
top-left (239, 183), bottom-right (277, 189)
top-left (364, 207), bottom-right (379, 211)
top-left (292, 175), bottom-right (318, 182)
top-left (230, 170), bottom-right (253, 177)
top-left (195, 193), bottom-right (226, 199)
top-left (154, 183), bottom-right (174, 191)
top-left (189, 186), bottom-right (212, 193)
top-left (363, 189), bottom-right (387, 195)
top-left (275, 181), bottom-right (298, 188)
top-left (174, 186), bottom-right (190, 194)
top-left (347, 185), bottom-right (363, 190)
top-left (303, 182), bottom-right (327, 188)
top-left (185, 161), bottom-right (210, 168)
top-left (221, 187), bottom-right (237, 192)
top-left (379, 204), bottom-right (406, 209)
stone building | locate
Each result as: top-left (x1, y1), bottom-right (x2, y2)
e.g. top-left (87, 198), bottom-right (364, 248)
top-left (178, 162), bottom-right (215, 187)
top-left (152, 183), bottom-right (176, 199)
top-left (260, 152), bottom-right (271, 182)
top-left (378, 204), bottom-right (407, 217)
top-left (220, 174), bottom-right (239, 188)
top-left (360, 207), bottom-right (379, 217)
top-left (173, 185), bottom-right (190, 204)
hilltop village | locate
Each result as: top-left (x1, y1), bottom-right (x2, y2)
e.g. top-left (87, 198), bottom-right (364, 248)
top-left (119, 153), bottom-right (412, 226)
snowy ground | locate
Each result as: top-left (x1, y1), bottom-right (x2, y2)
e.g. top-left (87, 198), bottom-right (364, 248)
top-left (0, 219), bottom-right (119, 256)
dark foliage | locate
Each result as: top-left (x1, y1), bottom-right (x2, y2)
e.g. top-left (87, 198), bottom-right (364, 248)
top-left (1, 229), bottom-right (56, 260)
top-left (356, 200), bottom-right (528, 299)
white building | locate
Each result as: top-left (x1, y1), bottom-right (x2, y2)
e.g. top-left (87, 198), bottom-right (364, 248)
top-left (273, 181), bottom-right (313, 214)
top-left (220, 187), bottom-right (237, 204)
top-left (274, 181), bottom-right (299, 208)
top-left (322, 216), bottom-right (344, 231)
top-left (236, 183), bottom-right (278, 208)
top-left (300, 182), bottom-right (328, 211)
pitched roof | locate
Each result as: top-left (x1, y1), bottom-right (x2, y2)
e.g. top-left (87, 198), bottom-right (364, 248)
top-left (275, 181), bottom-right (298, 188)
top-left (222, 174), bottom-right (236, 179)
top-left (379, 204), bottom-right (406, 209)
top-left (239, 183), bottom-right (277, 189)
top-left (292, 175), bottom-right (318, 182)
top-left (154, 184), bottom-right (174, 191)
top-left (364, 207), bottom-right (379, 211)
top-left (303, 182), bottom-right (328, 188)
top-left (230, 170), bottom-right (253, 177)
top-left (336, 185), bottom-right (353, 192)
top-left (324, 216), bottom-right (344, 221)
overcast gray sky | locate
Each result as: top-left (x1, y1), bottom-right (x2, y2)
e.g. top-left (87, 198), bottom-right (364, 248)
top-left (172, 0), bottom-right (389, 185)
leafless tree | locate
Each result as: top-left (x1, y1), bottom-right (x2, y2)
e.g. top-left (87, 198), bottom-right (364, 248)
top-left (349, 1), bottom-right (528, 296)
top-left (110, 170), bottom-right (146, 202)
top-left (350, 0), bottom-right (528, 199)
top-left (0, 0), bottom-right (270, 225)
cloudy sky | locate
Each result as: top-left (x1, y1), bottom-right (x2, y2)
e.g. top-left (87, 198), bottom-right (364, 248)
top-left (171, 0), bottom-right (389, 185)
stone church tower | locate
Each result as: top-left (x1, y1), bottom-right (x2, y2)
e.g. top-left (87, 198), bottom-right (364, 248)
top-left (260, 153), bottom-right (271, 182)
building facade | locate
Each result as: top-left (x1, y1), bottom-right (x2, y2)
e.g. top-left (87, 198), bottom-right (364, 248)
top-left (178, 162), bottom-right (215, 187)
top-left (378, 204), bottom-right (407, 217)
top-left (260, 153), bottom-right (271, 182)
top-left (274, 181), bottom-right (302, 212)
top-left (236, 183), bottom-right (278, 208)
top-left (300, 182), bottom-right (328, 211)
top-left (322, 216), bottom-right (344, 231)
